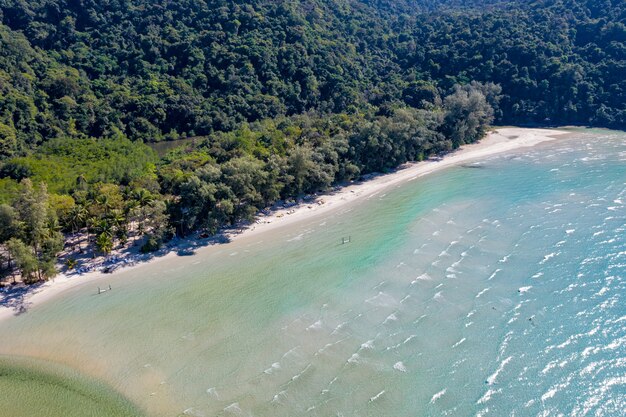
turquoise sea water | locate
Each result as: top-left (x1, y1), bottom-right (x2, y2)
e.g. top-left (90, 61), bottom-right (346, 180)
top-left (0, 129), bottom-right (624, 416)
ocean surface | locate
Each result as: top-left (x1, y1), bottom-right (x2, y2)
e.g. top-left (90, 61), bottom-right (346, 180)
top-left (0, 129), bottom-right (624, 417)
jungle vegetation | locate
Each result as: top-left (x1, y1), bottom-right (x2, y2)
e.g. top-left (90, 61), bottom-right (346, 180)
top-left (0, 0), bottom-right (623, 282)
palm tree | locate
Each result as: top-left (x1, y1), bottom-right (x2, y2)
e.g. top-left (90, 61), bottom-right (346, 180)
top-left (67, 204), bottom-right (87, 252)
top-left (86, 214), bottom-right (98, 257)
top-left (95, 194), bottom-right (113, 217)
top-left (124, 199), bottom-right (139, 242)
top-left (132, 189), bottom-right (153, 241)
top-left (95, 218), bottom-right (114, 257)
top-left (111, 209), bottom-right (128, 247)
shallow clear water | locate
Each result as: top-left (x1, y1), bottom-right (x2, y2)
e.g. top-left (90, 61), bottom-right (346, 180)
top-left (0, 130), bottom-right (624, 417)
top-left (0, 356), bottom-right (143, 417)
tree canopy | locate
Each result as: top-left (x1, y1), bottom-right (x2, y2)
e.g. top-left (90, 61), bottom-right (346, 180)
top-left (0, 0), bottom-right (623, 282)
top-left (0, 0), bottom-right (623, 151)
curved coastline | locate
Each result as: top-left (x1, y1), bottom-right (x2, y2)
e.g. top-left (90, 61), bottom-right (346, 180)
top-left (0, 127), bottom-right (570, 322)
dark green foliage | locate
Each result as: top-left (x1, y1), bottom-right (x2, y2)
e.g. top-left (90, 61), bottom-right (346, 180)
top-left (3, 180), bottom-right (64, 282)
top-left (0, 0), bottom-right (622, 150)
top-left (403, 1), bottom-right (626, 128)
top-left (161, 92), bottom-right (488, 235)
top-left (140, 235), bottom-right (161, 254)
top-left (0, 0), bottom-right (623, 282)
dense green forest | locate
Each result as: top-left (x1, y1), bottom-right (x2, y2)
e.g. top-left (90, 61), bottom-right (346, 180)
top-left (0, 0), bottom-right (623, 282)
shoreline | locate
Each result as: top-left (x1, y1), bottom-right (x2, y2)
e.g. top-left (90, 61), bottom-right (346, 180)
top-left (0, 127), bottom-right (571, 321)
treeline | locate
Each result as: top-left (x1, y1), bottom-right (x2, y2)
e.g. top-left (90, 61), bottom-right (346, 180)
top-left (0, 0), bottom-right (624, 283)
top-left (0, 0), bottom-right (623, 157)
top-left (0, 180), bottom-right (63, 283)
top-left (0, 83), bottom-right (497, 282)
top-left (163, 83), bottom-right (498, 235)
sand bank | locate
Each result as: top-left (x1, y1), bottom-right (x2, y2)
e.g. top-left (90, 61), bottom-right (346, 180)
top-left (0, 127), bottom-right (570, 321)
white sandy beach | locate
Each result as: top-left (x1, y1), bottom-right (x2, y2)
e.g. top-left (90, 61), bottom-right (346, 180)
top-left (0, 127), bottom-right (570, 321)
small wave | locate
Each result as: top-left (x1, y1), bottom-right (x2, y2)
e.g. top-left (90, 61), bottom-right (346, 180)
top-left (271, 390), bottom-right (287, 404)
top-left (282, 346), bottom-right (300, 358)
top-left (224, 403), bottom-right (242, 415)
top-left (287, 234), bottom-right (304, 242)
top-left (373, 281), bottom-right (386, 290)
top-left (317, 338), bottom-right (347, 355)
top-left (404, 335), bottom-right (417, 344)
top-left (206, 387), bottom-right (219, 398)
top-left (290, 364), bottom-right (312, 382)
top-left (393, 361), bottom-right (407, 372)
top-left (414, 314), bottom-right (428, 324)
top-left (306, 320), bottom-right (322, 331)
top-left (594, 286), bottom-right (610, 296)
top-left (331, 321), bottom-right (348, 335)
top-left (518, 286), bottom-right (532, 294)
top-left (539, 252), bottom-right (559, 264)
top-left (430, 388), bottom-right (447, 404)
top-left (498, 331), bottom-right (514, 358)
top-left (383, 313), bottom-right (398, 324)
top-left (347, 353), bottom-right (360, 364)
top-left (411, 273), bottom-right (432, 284)
top-left (488, 269), bottom-right (501, 280)
top-left (541, 359), bottom-right (568, 375)
top-left (452, 338), bottom-right (466, 348)
top-left (477, 388), bottom-right (501, 405)
top-left (264, 362), bottom-right (281, 375)
top-left (541, 386), bottom-right (559, 402)
top-left (485, 356), bottom-right (512, 385)
top-left (433, 291), bottom-right (443, 301)
top-left (475, 287), bottom-right (490, 298)
top-left (365, 291), bottom-right (396, 307)
top-left (360, 339), bottom-right (375, 350)
top-left (369, 390), bottom-right (385, 402)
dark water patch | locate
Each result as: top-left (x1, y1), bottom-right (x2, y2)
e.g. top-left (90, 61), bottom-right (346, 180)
top-left (148, 137), bottom-right (201, 157)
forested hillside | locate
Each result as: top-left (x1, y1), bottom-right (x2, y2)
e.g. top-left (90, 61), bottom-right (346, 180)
top-left (0, 0), bottom-right (623, 283)
top-left (0, 0), bottom-right (623, 150)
